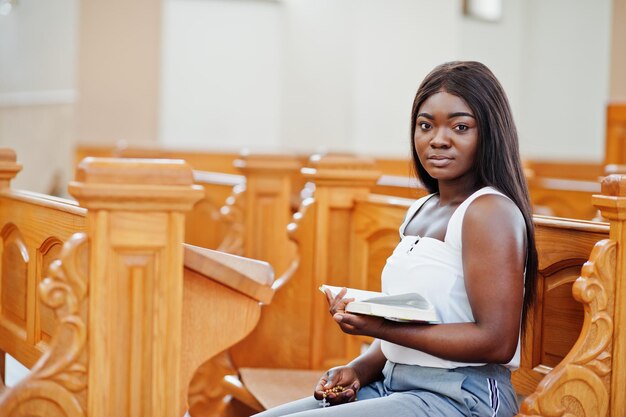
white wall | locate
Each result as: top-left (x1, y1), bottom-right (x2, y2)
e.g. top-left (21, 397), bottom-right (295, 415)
top-left (160, 0), bottom-right (612, 161)
top-left (160, 0), bottom-right (283, 151)
top-left (0, 0), bottom-right (78, 195)
top-left (0, 0), bottom-right (616, 194)
top-left (279, 0), bottom-right (356, 154)
top-left (518, 0), bottom-right (611, 160)
top-left (458, 0), bottom-right (525, 126)
top-left (350, 0), bottom-right (459, 157)
top-left (0, 0), bottom-right (77, 93)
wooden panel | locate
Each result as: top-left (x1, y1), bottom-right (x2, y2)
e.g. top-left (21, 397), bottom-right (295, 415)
top-left (0, 190), bottom-right (86, 369)
top-left (350, 194), bottom-right (411, 292)
top-left (540, 267), bottom-right (584, 367)
top-left (605, 102), bottom-right (626, 165)
top-left (229, 198), bottom-right (316, 371)
top-left (365, 231), bottom-right (398, 292)
top-left (513, 216), bottom-right (609, 397)
top-left (318, 206), bottom-right (355, 367)
top-left (346, 194), bottom-right (411, 359)
top-left (0, 225), bottom-right (29, 330)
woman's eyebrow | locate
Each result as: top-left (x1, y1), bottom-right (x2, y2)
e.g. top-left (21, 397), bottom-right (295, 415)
top-left (448, 112), bottom-right (475, 119)
top-left (417, 111), bottom-right (475, 119)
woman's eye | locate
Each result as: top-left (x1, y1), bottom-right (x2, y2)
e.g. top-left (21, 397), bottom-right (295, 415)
top-left (455, 124), bottom-right (469, 131)
top-left (419, 122), bottom-right (431, 130)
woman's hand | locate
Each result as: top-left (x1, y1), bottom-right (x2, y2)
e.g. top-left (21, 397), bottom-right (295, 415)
top-left (323, 287), bottom-right (387, 337)
top-left (313, 366), bottom-right (361, 406)
top-left (333, 312), bottom-right (386, 337)
top-left (323, 287), bottom-right (354, 316)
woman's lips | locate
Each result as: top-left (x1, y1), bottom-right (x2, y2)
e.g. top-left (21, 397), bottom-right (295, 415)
top-left (428, 155), bottom-right (452, 167)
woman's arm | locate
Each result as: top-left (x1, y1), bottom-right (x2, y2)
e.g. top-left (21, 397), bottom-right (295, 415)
top-left (333, 194), bottom-right (526, 364)
top-left (347, 339), bottom-right (386, 387)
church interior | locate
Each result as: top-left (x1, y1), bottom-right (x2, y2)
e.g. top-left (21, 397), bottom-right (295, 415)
top-left (0, 0), bottom-right (625, 416)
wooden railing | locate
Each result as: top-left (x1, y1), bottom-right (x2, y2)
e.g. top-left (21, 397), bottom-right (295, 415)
top-left (0, 150), bottom-right (276, 417)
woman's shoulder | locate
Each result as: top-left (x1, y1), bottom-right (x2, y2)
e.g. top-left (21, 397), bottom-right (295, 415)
top-left (463, 189), bottom-right (525, 234)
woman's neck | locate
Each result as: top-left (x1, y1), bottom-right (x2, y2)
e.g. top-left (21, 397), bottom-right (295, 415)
top-left (436, 181), bottom-right (481, 206)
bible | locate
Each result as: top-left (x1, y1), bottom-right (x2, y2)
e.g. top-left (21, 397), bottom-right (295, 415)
top-left (319, 285), bottom-right (440, 323)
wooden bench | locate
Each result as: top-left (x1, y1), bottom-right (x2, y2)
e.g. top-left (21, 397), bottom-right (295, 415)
top-left (526, 175), bottom-right (601, 220)
top-left (210, 153), bottom-right (626, 417)
top-left (0, 150), bottom-right (276, 417)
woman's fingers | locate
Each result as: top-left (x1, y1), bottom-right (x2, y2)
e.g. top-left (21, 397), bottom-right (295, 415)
top-left (324, 287), bottom-right (355, 316)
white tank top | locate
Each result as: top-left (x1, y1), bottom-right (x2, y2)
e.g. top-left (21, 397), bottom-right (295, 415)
top-left (380, 186), bottom-right (521, 369)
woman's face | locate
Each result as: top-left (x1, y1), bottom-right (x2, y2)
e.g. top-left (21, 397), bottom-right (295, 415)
top-left (414, 90), bottom-right (479, 186)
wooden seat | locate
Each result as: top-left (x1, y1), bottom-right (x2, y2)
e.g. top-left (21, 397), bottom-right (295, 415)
top-left (225, 368), bottom-right (321, 412)
top-left (0, 151), bottom-right (276, 417)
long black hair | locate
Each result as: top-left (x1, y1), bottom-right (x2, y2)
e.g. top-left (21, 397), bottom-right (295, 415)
top-left (410, 61), bottom-right (538, 331)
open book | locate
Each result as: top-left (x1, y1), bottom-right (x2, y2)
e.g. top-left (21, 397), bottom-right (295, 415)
top-left (319, 285), bottom-right (440, 323)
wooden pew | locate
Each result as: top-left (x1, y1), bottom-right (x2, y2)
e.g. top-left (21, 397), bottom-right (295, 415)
top-left (526, 175), bottom-right (601, 220)
top-left (0, 150), bottom-right (276, 417)
top-left (214, 153), bottom-right (626, 417)
top-left (518, 175), bottom-right (626, 416)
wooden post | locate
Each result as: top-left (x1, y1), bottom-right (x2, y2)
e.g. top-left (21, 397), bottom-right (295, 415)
top-left (593, 174), bottom-right (626, 417)
top-left (68, 157), bottom-right (203, 417)
top-left (234, 153), bottom-right (302, 277)
top-left (301, 154), bottom-right (380, 369)
top-left (226, 153), bottom-right (303, 369)
top-left (0, 149), bottom-right (22, 190)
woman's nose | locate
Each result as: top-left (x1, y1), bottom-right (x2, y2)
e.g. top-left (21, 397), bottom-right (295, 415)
top-left (430, 128), bottom-right (451, 148)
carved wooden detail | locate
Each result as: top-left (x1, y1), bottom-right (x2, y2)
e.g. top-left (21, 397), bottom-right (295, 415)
top-left (0, 232), bottom-right (88, 417)
top-left (519, 239), bottom-right (615, 417)
top-left (270, 196), bottom-right (311, 292)
top-left (217, 182), bottom-right (246, 256)
top-left (37, 237), bottom-right (63, 344)
top-left (1, 224), bottom-right (29, 331)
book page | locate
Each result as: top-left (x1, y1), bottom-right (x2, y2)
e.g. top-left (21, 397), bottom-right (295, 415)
top-left (362, 293), bottom-right (432, 310)
top-left (319, 284), bottom-right (384, 301)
